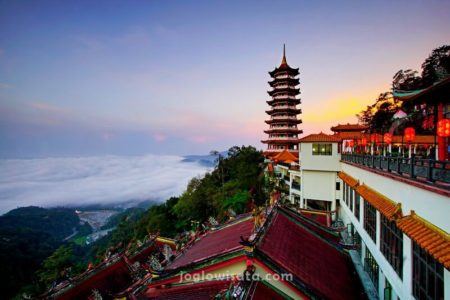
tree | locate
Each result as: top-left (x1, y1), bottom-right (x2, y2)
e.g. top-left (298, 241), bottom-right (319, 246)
top-left (357, 92), bottom-right (400, 133)
top-left (392, 69), bottom-right (423, 90)
top-left (421, 45), bottom-right (450, 87)
top-left (37, 245), bottom-right (74, 288)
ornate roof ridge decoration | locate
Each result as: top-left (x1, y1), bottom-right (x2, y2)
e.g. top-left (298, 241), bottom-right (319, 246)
top-left (338, 172), bottom-right (359, 188)
top-left (397, 210), bottom-right (450, 269)
top-left (356, 184), bottom-right (402, 221)
top-left (330, 123), bottom-right (368, 131)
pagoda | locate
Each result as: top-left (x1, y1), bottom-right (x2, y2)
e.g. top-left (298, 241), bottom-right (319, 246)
top-left (262, 45), bottom-right (302, 158)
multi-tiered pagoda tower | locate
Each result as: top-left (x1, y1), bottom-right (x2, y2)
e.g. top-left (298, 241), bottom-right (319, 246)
top-left (262, 45), bottom-right (302, 158)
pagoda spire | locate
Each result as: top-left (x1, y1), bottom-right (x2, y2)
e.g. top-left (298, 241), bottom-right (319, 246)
top-left (281, 44), bottom-right (287, 66)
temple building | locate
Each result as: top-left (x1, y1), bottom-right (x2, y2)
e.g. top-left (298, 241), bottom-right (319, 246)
top-left (262, 45), bottom-right (302, 158)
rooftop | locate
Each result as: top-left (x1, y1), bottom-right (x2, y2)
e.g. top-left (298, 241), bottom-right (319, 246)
top-left (166, 217), bottom-right (253, 270)
top-left (331, 123), bottom-right (368, 132)
top-left (298, 132), bottom-right (341, 143)
top-left (140, 279), bottom-right (231, 300)
top-left (257, 209), bottom-right (366, 299)
top-left (397, 211), bottom-right (450, 269)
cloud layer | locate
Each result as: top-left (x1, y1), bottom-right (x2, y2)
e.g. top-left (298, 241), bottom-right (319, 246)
top-left (0, 154), bottom-right (209, 214)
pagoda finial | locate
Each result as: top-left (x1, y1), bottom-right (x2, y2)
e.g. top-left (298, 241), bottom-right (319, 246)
top-left (281, 44), bottom-right (287, 66)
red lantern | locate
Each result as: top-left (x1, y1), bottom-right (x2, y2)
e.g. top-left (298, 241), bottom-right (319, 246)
top-left (348, 140), bottom-right (354, 148)
top-left (361, 137), bottom-right (367, 146)
top-left (370, 134), bottom-right (380, 144)
top-left (404, 127), bottom-right (415, 143)
top-left (437, 119), bottom-right (450, 137)
top-left (383, 133), bottom-right (393, 145)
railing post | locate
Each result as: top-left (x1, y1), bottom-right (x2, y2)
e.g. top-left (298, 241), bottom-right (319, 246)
top-left (427, 159), bottom-right (433, 182)
top-left (387, 157), bottom-right (390, 172)
top-left (410, 157), bottom-right (415, 179)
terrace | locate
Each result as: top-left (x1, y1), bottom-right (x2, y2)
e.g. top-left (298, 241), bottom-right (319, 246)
top-left (341, 153), bottom-right (450, 192)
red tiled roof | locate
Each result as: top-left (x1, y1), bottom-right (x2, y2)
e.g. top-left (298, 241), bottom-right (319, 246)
top-left (58, 258), bottom-right (133, 300)
top-left (356, 184), bottom-right (402, 221)
top-left (142, 279), bottom-right (231, 300)
top-left (272, 149), bottom-right (298, 164)
top-left (167, 218), bottom-right (253, 270)
top-left (258, 211), bottom-right (365, 299)
top-left (250, 281), bottom-right (289, 300)
top-left (331, 123), bottom-right (368, 132)
top-left (338, 172), bottom-right (359, 188)
top-left (298, 132), bottom-right (341, 143)
top-left (338, 131), bottom-right (364, 140)
top-left (397, 212), bottom-right (450, 269)
top-left (264, 150), bottom-right (299, 159)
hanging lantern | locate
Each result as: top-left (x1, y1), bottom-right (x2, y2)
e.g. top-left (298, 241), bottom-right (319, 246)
top-left (361, 137), bottom-right (367, 146)
top-left (370, 134), bottom-right (380, 144)
top-left (383, 133), bottom-right (393, 145)
top-left (404, 127), bottom-right (416, 143)
top-left (348, 140), bottom-right (354, 148)
top-left (437, 119), bottom-right (450, 137)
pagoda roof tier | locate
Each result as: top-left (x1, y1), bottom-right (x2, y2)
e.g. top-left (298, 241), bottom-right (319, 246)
top-left (268, 45), bottom-right (300, 84)
top-left (268, 77), bottom-right (300, 87)
top-left (269, 67), bottom-right (300, 77)
top-left (266, 108), bottom-right (301, 115)
top-left (264, 128), bottom-right (303, 134)
top-left (265, 118), bottom-right (302, 125)
top-left (267, 87), bottom-right (300, 96)
top-left (261, 139), bottom-right (301, 144)
top-left (266, 98), bottom-right (301, 105)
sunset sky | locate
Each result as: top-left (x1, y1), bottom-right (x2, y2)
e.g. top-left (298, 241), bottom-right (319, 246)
top-left (1, 0), bottom-right (449, 157)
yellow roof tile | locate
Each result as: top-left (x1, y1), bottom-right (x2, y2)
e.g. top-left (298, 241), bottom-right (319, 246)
top-left (397, 212), bottom-right (450, 269)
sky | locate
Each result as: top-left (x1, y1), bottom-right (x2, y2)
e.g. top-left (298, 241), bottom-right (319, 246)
top-left (0, 0), bottom-right (449, 157)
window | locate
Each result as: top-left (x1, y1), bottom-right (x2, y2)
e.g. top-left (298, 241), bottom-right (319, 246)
top-left (384, 279), bottom-right (393, 300)
top-left (364, 200), bottom-right (377, 242)
top-left (312, 143), bottom-right (332, 155)
top-left (380, 215), bottom-right (403, 278)
top-left (354, 192), bottom-right (360, 221)
top-left (412, 241), bottom-right (444, 300)
top-left (355, 231), bottom-right (362, 256)
top-left (336, 182), bottom-right (340, 190)
top-left (349, 188), bottom-right (354, 212)
top-left (364, 247), bottom-right (379, 291)
top-left (343, 183), bottom-right (348, 205)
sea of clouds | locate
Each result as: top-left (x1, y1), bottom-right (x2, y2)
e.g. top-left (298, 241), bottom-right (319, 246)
top-left (0, 154), bottom-right (210, 214)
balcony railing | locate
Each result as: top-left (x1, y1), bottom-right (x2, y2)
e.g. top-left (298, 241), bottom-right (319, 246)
top-left (267, 136), bottom-right (299, 141)
top-left (271, 116), bottom-right (298, 120)
top-left (341, 154), bottom-right (450, 190)
top-left (272, 105), bottom-right (298, 110)
top-left (273, 95), bottom-right (297, 100)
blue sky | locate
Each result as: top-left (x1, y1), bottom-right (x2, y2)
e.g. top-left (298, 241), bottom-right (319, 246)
top-left (0, 0), bottom-right (449, 157)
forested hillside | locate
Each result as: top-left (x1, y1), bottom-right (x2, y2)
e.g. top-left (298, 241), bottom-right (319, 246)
top-left (0, 207), bottom-right (88, 299)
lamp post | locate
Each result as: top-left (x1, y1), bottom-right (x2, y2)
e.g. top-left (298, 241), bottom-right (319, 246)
top-left (437, 119), bottom-right (450, 160)
top-left (404, 127), bottom-right (416, 159)
top-left (361, 137), bottom-right (367, 154)
top-left (384, 133), bottom-right (392, 156)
